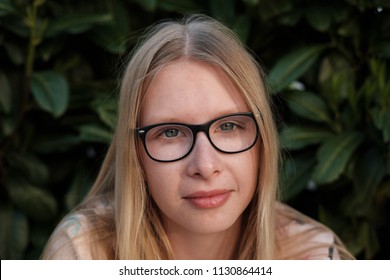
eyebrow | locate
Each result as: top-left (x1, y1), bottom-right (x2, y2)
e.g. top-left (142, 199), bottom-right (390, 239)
top-left (139, 109), bottom-right (250, 127)
top-left (137, 111), bottom-right (253, 129)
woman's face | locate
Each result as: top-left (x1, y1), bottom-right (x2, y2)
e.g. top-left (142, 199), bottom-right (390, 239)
top-left (139, 59), bottom-right (260, 235)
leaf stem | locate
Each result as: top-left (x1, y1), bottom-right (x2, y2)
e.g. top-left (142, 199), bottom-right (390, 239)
top-left (0, 1), bottom-right (41, 157)
top-left (25, 6), bottom-right (37, 78)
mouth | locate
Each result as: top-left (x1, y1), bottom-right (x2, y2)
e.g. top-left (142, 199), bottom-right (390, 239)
top-left (183, 189), bottom-right (232, 209)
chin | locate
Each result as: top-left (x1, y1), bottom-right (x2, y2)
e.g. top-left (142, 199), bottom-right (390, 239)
top-left (182, 215), bottom-right (241, 235)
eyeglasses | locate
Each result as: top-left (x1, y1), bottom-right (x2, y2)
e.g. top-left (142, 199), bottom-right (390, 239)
top-left (136, 112), bottom-right (259, 162)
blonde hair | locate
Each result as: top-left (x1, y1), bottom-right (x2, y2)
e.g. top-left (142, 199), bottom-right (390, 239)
top-left (114, 14), bottom-right (279, 259)
top-left (42, 14), bottom-right (352, 260)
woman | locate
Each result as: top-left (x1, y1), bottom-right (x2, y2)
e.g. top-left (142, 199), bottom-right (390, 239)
top-left (42, 14), bottom-right (353, 260)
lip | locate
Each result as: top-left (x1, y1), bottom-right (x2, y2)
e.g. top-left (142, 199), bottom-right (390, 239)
top-left (183, 189), bottom-right (232, 209)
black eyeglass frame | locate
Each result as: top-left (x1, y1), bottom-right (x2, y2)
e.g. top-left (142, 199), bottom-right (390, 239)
top-left (135, 112), bottom-right (259, 163)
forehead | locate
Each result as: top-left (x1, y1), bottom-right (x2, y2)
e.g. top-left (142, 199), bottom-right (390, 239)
top-left (139, 60), bottom-right (249, 126)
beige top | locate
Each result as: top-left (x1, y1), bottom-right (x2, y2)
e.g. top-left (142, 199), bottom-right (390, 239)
top-left (43, 203), bottom-right (342, 260)
top-left (274, 203), bottom-right (341, 260)
top-left (43, 214), bottom-right (94, 259)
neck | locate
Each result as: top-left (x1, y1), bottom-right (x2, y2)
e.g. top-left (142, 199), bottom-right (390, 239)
top-left (164, 218), bottom-right (242, 260)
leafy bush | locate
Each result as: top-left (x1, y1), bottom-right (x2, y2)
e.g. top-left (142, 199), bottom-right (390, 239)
top-left (266, 1), bottom-right (390, 259)
top-left (0, 0), bottom-right (388, 259)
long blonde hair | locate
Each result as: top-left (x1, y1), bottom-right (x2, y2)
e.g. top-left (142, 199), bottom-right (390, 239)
top-left (42, 14), bottom-right (351, 260)
top-left (109, 14), bottom-right (279, 259)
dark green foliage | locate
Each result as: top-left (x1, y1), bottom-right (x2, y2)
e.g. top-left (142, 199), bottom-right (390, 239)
top-left (0, 0), bottom-right (389, 259)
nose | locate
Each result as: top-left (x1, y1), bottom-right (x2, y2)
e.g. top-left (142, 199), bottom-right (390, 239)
top-left (186, 132), bottom-right (223, 179)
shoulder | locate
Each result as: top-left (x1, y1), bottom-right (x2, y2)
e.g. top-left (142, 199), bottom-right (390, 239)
top-left (42, 213), bottom-right (93, 259)
top-left (275, 202), bottom-right (341, 260)
top-left (42, 202), bottom-right (114, 260)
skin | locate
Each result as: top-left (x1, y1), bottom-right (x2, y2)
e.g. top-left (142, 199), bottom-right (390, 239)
top-left (139, 59), bottom-right (260, 259)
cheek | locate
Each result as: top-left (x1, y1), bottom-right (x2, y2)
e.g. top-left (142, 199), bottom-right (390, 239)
top-left (139, 143), bottom-right (159, 183)
top-left (141, 151), bottom-right (160, 188)
top-left (238, 144), bottom-right (260, 193)
top-left (143, 161), bottom-right (168, 207)
top-left (140, 151), bottom-right (180, 202)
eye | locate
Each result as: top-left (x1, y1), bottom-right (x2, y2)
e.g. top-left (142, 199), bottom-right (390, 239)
top-left (148, 125), bottom-right (191, 141)
top-left (163, 128), bottom-right (180, 138)
top-left (219, 122), bottom-right (236, 131)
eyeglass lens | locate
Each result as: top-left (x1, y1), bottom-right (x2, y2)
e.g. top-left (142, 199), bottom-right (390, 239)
top-left (142, 114), bottom-right (257, 162)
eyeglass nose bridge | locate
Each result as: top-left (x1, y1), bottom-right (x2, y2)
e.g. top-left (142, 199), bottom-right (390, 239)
top-left (185, 120), bottom-right (219, 155)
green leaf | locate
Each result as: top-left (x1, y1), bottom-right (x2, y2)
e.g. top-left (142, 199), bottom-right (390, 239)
top-left (242, 0), bottom-right (259, 6)
top-left (38, 39), bottom-right (65, 62)
top-left (305, 4), bottom-right (332, 32)
top-left (353, 147), bottom-right (386, 203)
top-left (232, 15), bottom-right (251, 43)
top-left (318, 206), bottom-right (348, 242)
top-left (95, 106), bottom-right (117, 130)
top-left (269, 45), bottom-right (326, 93)
top-left (278, 10), bottom-right (302, 26)
top-left (65, 165), bottom-right (93, 210)
top-left (388, 148), bottom-right (390, 176)
top-left (258, 0), bottom-right (293, 21)
top-left (90, 2), bottom-right (130, 54)
top-left (285, 91), bottom-right (333, 124)
top-left (313, 131), bottom-right (364, 184)
top-left (376, 180), bottom-right (390, 204)
top-left (7, 153), bottom-right (49, 186)
top-left (306, 2), bottom-right (348, 32)
top-left (133, 0), bottom-right (158, 12)
top-left (356, 221), bottom-right (380, 259)
top-left (337, 18), bottom-right (359, 37)
top-left (46, 12), bottom-right (112, 37)
top-left (32, 135), bottom-right (81, 154)
top-left (0, 204), bottom-right (11, 258)
top-left (28, 221), bottom-right (57, 259)
top-left (30, 71), bottom-right (69, 118)
top-left (78, 123), bottom-right (113, 143)
top-left (341, 105), bottom-right (360, 131)
top-left (0, 0), bottom-right (15, 17)
top-left (319, 54), bottom-right (355, 112)
top-left (280, 125), bottom-right (334, 150)
top-left (280, 156), bottom-right (316, 200)
top-left (157, 0), bottom-right (200, 12)
top-left (4, 175), bottom-right (58, 222)
top-left (91, 94), bottom-right (117, 130)
top-left (0, 115), bottom-right (16, 140)
top-left (3, 41), bottom-right (25, 65)
top-left (210, 0), bottom-right (235, 23)
top-left (0, 71), bottom-right (12, 114)
top-left (373, 41), bottom-right (390, 58)
top-left (0, 204), bottom-right (29, 259)
top-left (1, 18), bottom-right (29, 37)
top-left (372, 107), bottom-right (390, 142)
